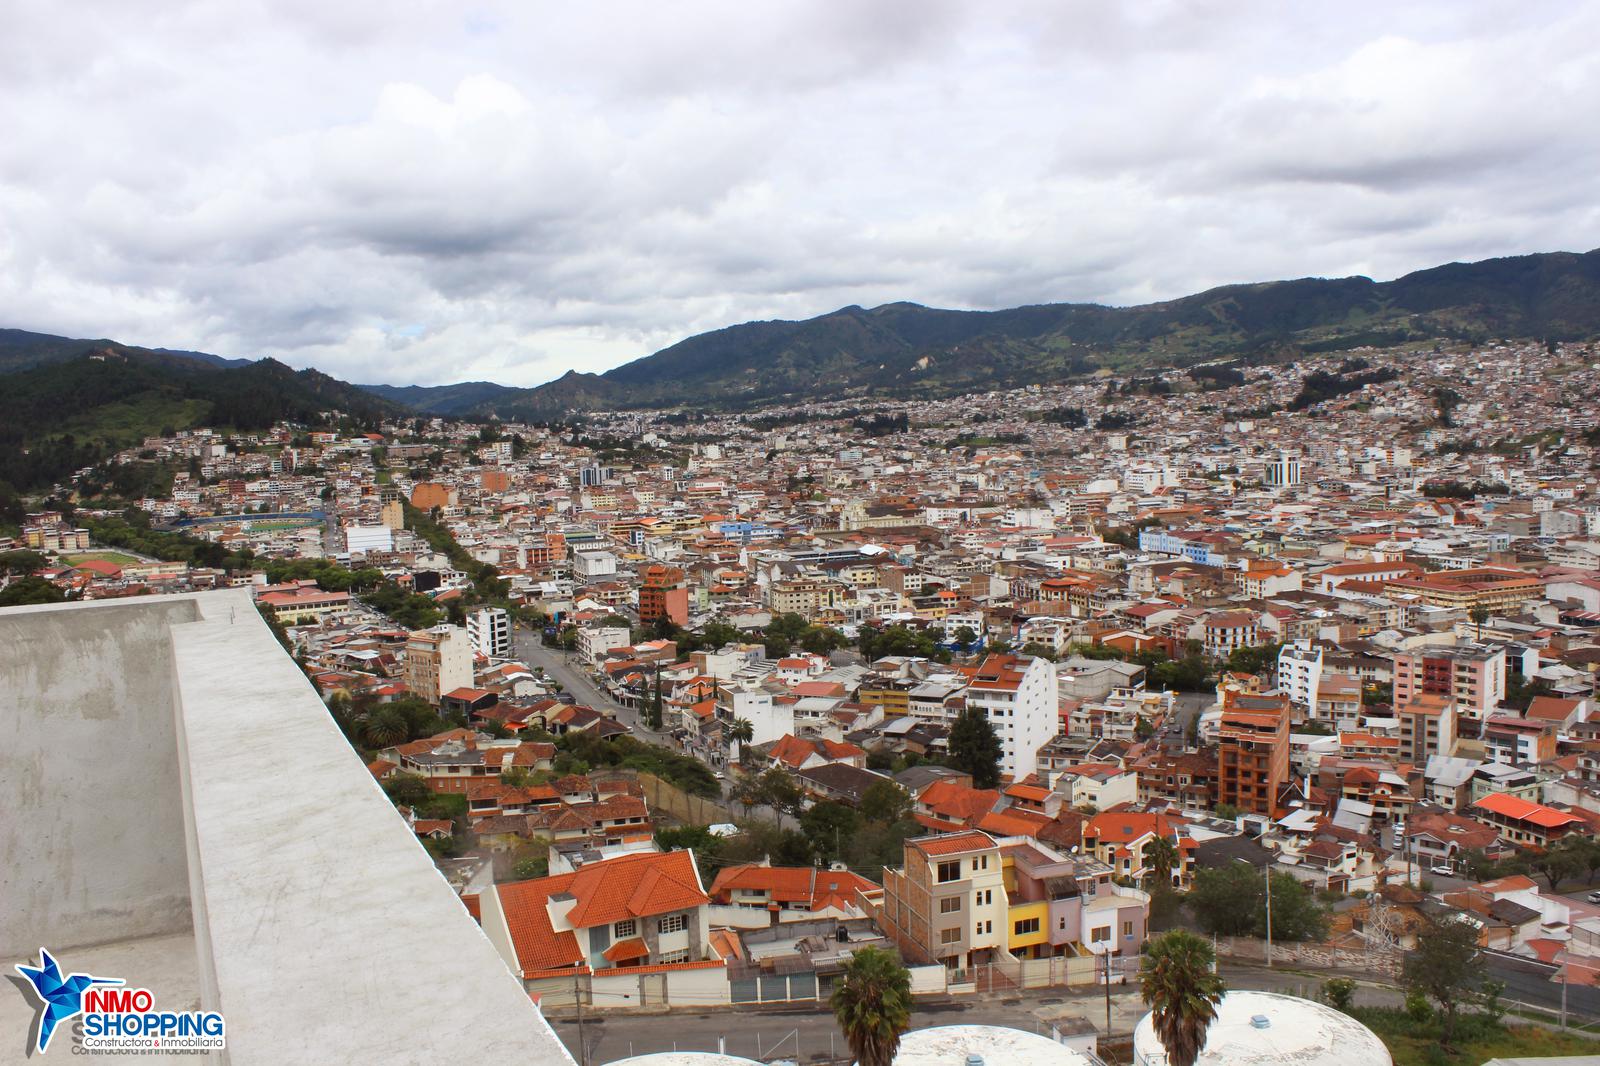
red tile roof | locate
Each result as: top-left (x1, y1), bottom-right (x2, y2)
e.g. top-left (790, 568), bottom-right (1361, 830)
top-left (912, 831), bottom-right (997, 857)
top-left (1474, 793), bottom-right (1585, 829)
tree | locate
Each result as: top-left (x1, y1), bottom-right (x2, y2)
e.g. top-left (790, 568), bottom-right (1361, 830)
top-left (756, 767), bottom-right (805, 819)
top-left (948, 706), bottom-right (1002, 789)
top-left (1469, 603), bottom-right (1490, 641)
top-left (801, 801), bottom-right (862, 864)
top-left (0, 575), bottom-right (66, 606)
top-left (1145, 835), bottom-right (1179, 889)
top-left (0, 549), bottom-right (46, 573)
top-left (952, 625), bottom-right (978, 648)
top-left (728, 717), bottom-right (755, 765)
top-left (381, 772), bottom-right (432, 809)
top-left (1140, 930), bottom-right (1226, 1066)
top-left (361, 705), bottom-right (410, 749)
top-left (1534, 835), bottom-right (1589, 891)
top-left (1188, 864), bottom-right (1326, 941)
top-left (1321, 977), bottom-right (1357, 1013)
top-left (831, 946), bottom-right (912, 1066)
top-left (1403, 915), bottom-right (1483, 1051)
top-left (860, 780), bottom-right (913, 825)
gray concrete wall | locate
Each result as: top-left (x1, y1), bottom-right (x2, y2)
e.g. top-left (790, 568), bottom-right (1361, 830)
top-left (0, 597), bottom-right (199, 958)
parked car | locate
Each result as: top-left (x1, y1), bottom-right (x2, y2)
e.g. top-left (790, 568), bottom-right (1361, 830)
top-left (1587, 891), bottom-right (1600, 904)
top-left (1431, 863), bottom-right (1454, 876)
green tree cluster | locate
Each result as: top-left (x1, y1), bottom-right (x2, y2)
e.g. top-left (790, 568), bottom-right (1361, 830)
top-left (1188, 865), bottom-right (1328, 942)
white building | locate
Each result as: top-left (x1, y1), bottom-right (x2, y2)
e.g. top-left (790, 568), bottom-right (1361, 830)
top-left (1265, 452), bottom-right (1303, 488)
top-left (467, 606), bottom-right (512, 659)
top-left (573, 550), bottom-right (619, 578)
top-left (966, 654), bottom-right (1059, 780)
top-left (1277, 639), bottom-right (1323, 713)
top-left (578, 625), bottom-right (632, 664)
top-left (718, 686), bottom-right (793, 748)
top-left (343, 523), bottom-right (394, 555)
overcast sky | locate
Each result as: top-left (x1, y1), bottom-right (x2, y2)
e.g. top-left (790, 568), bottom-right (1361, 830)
top-left (3, 2), bottom-right (1598, 387)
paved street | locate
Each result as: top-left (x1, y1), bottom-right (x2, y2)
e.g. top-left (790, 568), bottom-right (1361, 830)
top-left (547, 961), bottom-right (1409, 1064)
top-left (512, 625), bottom-right (675, 745)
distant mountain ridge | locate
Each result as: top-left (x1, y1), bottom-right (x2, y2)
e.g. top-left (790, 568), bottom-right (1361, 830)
top-left (5, 248), bottom-right (1599, 424)
top-left (445, 247), bottom-right (1600, 419)
top-left (0, 327), bottom-right (252, 373)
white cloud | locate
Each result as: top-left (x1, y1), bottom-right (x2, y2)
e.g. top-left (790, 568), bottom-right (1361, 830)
top-left (0, 1), bottom-right (1596, 386)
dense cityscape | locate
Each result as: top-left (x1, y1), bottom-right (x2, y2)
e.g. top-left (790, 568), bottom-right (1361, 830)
top-left (6, 4), bottom-right (1600, 1064)
top-left (6, 336), bottom-right (1600, 1063)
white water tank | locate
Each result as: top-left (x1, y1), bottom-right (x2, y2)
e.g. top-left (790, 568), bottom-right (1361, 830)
top-left (890, 1025), bottom-right (1095, 1066)
top-left (1132, 990), bottom-right (1391, 1066)
top-left (606, 1055), bottom-right (763, 1066)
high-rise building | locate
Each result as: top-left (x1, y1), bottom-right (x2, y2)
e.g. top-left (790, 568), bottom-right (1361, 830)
top-left (638, 563), bottom-right (689, 628)
top-left (1395, 691), bottom-right (1457, 763)
top-left (405, 625), bottom-right (472, 703)
top-left (467, 606), bottom-right (511, 659)
top-left (1392, 644), bottom-right (1506, 727)
top-left (965, 653), bottom-right (1058, 781)
top-left (1216, 691), bottom-right (1290, 817)
top-left (1265, 452), bottom-right (1302, 488)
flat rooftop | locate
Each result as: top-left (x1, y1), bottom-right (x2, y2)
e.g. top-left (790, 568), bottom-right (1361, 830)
top-left (1, 590), bottom-right (574, 1064)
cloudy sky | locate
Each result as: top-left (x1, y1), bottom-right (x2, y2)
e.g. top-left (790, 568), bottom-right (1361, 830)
top-left (3, 2), bottom-right (1598, 387)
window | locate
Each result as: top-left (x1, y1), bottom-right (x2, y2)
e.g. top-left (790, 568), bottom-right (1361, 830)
top-left (1122, 921), bottom-right (1134, 937)
top-left (940, 927), bottom-right (961, 945)
top-left (1091, 927), bottom-right (1110, 944)
top-left (614, 919), bottom-right (636, 938)
top-left (658, 949), bottom-right (689, 964)
top-left (1014, 917), bottom-right (1040, 936)
top-left (1058, 916), bottom-right (1067, 930)
top-left (937, 860), bottom-right (961, 883)
top-left (940, 897), bottom-right (963, 914)
top-left (975, 920), bottom-right (992, 935)
top-left (658, 914), bottom-right (687, 934)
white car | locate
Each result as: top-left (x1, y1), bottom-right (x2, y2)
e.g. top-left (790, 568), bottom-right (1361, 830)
top-left (1430, 863), bottom-right (1454, 877)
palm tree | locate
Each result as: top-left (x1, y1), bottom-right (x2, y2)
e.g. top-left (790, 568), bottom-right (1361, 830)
top-left (1140, 930), bottom-right (1226, 1066)
top-left (361, 705), bottom-right (410, 749)
top-left (1146, 834), bottom-right (1180, 889)
top-left (831, 946), bottom-right (912, 1066)
top-left (729, 717), bottom-right (755, 766)
top-left (1469, 603), bottom-right (1489, 642)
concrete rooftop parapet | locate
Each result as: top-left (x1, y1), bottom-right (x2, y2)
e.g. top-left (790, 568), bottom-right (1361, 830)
top-left (1, 589), bottom-right (576, 1065)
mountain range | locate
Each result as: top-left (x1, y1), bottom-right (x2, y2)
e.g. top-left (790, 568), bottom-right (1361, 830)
top-left (2, 248), bottom-right (1598, 457)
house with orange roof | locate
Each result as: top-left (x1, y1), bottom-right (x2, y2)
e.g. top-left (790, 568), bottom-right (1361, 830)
top-left (479, 849), bottom-right (723, 1006)
top-left (765, 733), bottom-right (866, 773)
top-left (1081, 810), bottom-right (1196, 887)
top-left (708, 863), bottom-right (877, 923)
top-left (1471, 793), bottom-right (1588, 848)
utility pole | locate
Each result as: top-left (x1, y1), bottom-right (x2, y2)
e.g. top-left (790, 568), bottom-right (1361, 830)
top-left (1099, 948), bottom-right (1113, 1044)
top-left (573, 973), bottom-right (588, 1066)
top-left (1264, 860), bottom-right (1273, 969)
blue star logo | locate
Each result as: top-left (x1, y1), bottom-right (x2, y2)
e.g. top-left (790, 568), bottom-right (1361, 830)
top-left (14, 948), bottom-right (122, 1054)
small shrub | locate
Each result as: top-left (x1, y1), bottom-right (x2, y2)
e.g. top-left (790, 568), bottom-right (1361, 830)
top-left (1406, 990), bottom-right (1434, 1024)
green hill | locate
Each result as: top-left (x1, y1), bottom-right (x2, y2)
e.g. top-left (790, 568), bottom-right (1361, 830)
top-left (0, 350), bottom-right (399, 492)
top-left (466, 248), bottom-right (1600, 419)
top-left (0, 327), bottom-right (251, 373)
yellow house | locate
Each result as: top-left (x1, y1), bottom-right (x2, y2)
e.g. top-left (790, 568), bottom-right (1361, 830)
top-left (1007, 899), bottom-right (1049, 955)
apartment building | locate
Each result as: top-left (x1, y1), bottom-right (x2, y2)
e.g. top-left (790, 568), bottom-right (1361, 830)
top-left (1392, 644), bottom-right (1506, 725)
top-left (879, 831), bottom-right (1009, 972)
top-left (1277, 640), bottom-right (1323, 713)
top-left (1470, 794), bottom-right (1588, 848)
top-left (638, 563), bottom-right (689, 627)
top-left (1394, 692), bottom-right (1457, 763)
top-left (405, 625), bottom-right (473, 703)
top-left (1216, 691), bottom-right (1291, 817)
top-left (965, 653), bottom-right (1059, 780)
top-left (467, 605), bottom-right (512, 659)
